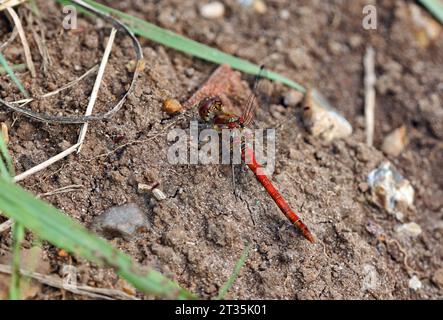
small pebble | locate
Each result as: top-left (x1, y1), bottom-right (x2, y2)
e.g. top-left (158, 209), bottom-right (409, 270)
top-left (185, 68), bottom-right (195, 77)
top-left (283, 90), bottom-right (304, 107)
top-left (395, 222), bottom-right (422, 237)
top-left (126, 60), bottom-right (137, 73)
top-left (381, 126), bottom-right (408, 157)
top-left (408, 275), bottom-right (422, 291)
top-left (163, 98), bottom-right (183, 114)
top-left (252, 0), bottom-right (267, 14)
top-left (138, 182), bottom-right (159, 193)
top-left (138, 184), bottom-right (150, 193)
top-left (138, 183), bottom-right (166, 201)
top-left (314, 151), bottom-right (325, 161)
top-left (328, 41), bottom-right (343, 55)
top-left (57, 249), bottom-right (69, 258)
top-left (152, 188), bottom-right (167, 201)
top-left (349, 34), bottom-right (363, 48)
top-left (92, 203), bottom-right (149, 240)
top-left (358, 182), bottom-right (369, 193)
top-left (279, 9), bottom-right (290, 20)
top-left (200, 2), bottom-right (225, 19)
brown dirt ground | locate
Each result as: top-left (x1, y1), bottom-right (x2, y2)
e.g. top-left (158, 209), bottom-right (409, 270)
top-left (0, 0), bottom-right (442, 299)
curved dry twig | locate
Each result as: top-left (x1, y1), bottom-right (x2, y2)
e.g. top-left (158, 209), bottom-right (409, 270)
top-left (0, 0), bottom-right (144, 124)
top-left (13, 64), bottom-right (99, 105)
top-left (6, 6), bottom-right (36, 77)
top-left (0, 27), bottom-right (18, 52)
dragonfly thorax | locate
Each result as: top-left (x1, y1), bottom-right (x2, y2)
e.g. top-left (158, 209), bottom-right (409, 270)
top-left (198, 95), bottom-right (245, 129)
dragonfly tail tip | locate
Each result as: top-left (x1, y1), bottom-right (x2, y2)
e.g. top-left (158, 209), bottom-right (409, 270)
top-left (305, 232), bottom-right (316, 244)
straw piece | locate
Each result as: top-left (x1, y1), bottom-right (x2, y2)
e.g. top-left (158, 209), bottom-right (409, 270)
top-left (364, 46), bottom-right (376, 147)
top-left (77, 28), bottom-right (117, 153)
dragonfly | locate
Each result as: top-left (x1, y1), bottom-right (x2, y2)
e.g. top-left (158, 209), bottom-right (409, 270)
top-left (196, 67), bottom-right (315, 243)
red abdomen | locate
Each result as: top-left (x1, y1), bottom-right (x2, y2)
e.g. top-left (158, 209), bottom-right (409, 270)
top-left (241, 146), bottom-right (315, 243)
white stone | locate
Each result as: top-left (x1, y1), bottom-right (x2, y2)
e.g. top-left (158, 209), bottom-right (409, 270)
top-left (279, 9), bottom-right (290, 20)
top-left (367, 162), bottom-right (414, 214)
top-left (200, 2), bottom-right (225, 19)
top-left (152, 188), bottom-right (167, 201)
top-left (408, 275), bottom-right (422, 291)
top-left (302, 89), bottom-right (353, 142)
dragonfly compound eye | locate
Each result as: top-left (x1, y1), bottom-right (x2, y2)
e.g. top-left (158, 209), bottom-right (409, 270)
top-left (198, 96), bottom-right (223, 122)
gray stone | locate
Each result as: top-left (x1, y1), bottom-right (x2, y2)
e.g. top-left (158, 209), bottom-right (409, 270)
top-left (92, 203), bottom-right (149, 240)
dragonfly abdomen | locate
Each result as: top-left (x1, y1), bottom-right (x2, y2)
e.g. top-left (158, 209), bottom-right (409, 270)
top-left (241, 146), bottom-right (315, 243)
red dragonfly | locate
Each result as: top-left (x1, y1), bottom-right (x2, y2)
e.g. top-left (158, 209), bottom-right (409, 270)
top-left (196, 68), bottom-right (315, 243)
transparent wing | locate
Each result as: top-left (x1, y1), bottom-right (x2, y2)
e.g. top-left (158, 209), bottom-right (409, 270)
top-left (242, 65), bottom-right (268, 126)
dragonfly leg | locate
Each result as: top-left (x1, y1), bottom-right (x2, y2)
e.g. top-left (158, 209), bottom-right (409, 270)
top-left (231, 163), bottom-right (239, 199)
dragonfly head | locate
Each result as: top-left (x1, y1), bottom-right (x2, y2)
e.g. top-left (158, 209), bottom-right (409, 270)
top-left (198, 96), bottom-right (223, 123)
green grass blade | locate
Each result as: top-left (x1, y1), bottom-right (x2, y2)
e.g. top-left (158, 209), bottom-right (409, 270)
top-left (0, 154), bottom-right (9, 180)
top-left (0, 179), bottom-right (195, 299)
top-left (216, 245), bottom-right (249, 300)
top-left (0, 133), bottom-right (15, 178)
top-left (57, 0), bottom-right (306, 93)
top-left (0, 52), bottom-right (30, 98)
top-left (9, 221), bottom-right (25, 300)
top-left (0, 89), bottom-right (193, 300)
top-left (419, 0), bottom-right (443, 24)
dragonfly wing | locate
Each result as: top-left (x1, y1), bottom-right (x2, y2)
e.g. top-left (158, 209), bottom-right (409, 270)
top-left (243, 66), bottom-right (267, 126)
